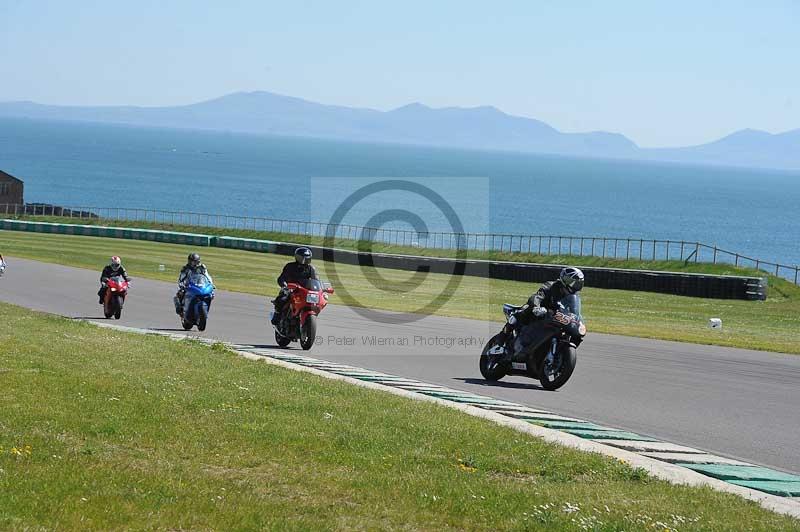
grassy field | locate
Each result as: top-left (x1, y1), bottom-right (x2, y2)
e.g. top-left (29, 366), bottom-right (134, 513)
top-left (2, 229), bottom-right (799, 354)
top-left (1, 301), bottom-right (797, 530)
top-left (9, 214), bottom-right (774, 277)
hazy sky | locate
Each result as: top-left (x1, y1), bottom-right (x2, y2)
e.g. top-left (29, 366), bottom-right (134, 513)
top-left (1, 1), bottom-right (798, 147)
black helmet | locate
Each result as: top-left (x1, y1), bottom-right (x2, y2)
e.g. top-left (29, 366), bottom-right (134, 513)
top-left (294, 247), bottom-right (312, 265)
top-left (188, 252), bottom-right (201, 268)
top-left (560, 266), bottom-right (584, 294)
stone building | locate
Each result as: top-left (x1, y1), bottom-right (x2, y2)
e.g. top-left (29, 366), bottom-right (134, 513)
top-left (0, 170), bottom-right (24, 206)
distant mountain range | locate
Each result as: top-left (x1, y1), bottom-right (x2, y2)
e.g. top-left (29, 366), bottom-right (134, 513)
top-left (1, 91), bottom-right (798, 170)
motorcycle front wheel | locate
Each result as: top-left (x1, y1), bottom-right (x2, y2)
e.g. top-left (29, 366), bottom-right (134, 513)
top-left (300, 314), bottom-right (317, 351)
top-left (197, 301), bottom-right (208, 331)
top-left (112, 295), bottom-right (123, 320)
top-left (539, 343), bottom-right (577, 391)
top-left (479, 334), bottom-right (507, 381)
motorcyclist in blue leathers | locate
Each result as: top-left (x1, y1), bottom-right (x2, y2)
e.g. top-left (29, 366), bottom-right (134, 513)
top-left (173, 252), bottom-right (214, 316)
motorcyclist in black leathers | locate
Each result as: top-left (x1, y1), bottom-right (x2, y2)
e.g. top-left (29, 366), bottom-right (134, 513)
top-left (271, 247), bottom-right (318, 326)
top-left (98, 256), bottom-right (131, 304)
top-left (173, 252), bottom-right (213, 315)
top-left (489, 267), bottom-right (585, 360)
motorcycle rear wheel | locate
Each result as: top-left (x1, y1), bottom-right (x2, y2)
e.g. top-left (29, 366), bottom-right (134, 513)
top-left (275, 330), bottom-right (291, 348)
top-left (300, 314), bottom-right (317, 351)
top-left (479, 334), bottom-right (507, 381)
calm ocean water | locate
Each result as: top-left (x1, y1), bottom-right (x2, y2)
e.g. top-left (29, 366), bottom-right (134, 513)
top-left (1, 117), bottom-right (798, 266)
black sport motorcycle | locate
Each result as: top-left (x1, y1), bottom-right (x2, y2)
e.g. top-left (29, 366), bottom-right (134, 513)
top-left (479, 293), bottom-right (586, 390)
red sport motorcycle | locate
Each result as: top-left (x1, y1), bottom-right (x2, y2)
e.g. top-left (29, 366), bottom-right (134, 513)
top-left (103, 275), bottom-right (129, 320)
top-left (272, 279), bottom-right (334, 350)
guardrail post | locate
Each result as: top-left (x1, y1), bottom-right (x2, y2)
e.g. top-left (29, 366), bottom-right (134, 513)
top-left (713, 246), bottom-right (718, 264)
top-left (795, 267), bottom-right (798, 284)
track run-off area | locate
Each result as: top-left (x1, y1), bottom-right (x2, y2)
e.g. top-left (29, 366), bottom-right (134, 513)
top-left (2, 256), bottom-right (798, 478)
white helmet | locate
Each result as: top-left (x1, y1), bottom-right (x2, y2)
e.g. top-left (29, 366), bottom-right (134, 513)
top-left (559, 267), bottom-right (584, 294)
top-left (110, 256), bottom-right (122, 272)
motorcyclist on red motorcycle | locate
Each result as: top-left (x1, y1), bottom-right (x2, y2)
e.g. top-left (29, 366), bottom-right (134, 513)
top-left (488, 266), bottom-right (585, 360)
top-left (271, 247), bottom-right (318, 326)
top-left (98, 256), bottom-right (131, 304)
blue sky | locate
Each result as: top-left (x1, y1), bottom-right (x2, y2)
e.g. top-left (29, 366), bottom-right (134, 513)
top-left (1, 1), bottom-right (798, 147)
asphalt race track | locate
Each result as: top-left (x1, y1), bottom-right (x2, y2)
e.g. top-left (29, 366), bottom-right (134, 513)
top-left (2, 257), bottom-right (799, 475)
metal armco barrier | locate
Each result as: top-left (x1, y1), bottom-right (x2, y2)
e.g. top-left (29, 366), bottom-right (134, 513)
top-left (3, 203), bottom-right (797, 283)
top-left (214, 236), bottom-right (278, 253)
top-left (299, 242), bottom-right (767, 301)
top-left (0, 220), bottom-right (767, 300)
top-left (0, 219), bottom-right (211, 247)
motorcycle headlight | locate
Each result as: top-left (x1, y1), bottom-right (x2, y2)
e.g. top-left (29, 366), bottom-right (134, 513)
top-left (306, 293), bottom-right (320, 304)
top-left (110, 288), bottom-right (117, 292)
top-left (578, 323), bottom-right (587, 336)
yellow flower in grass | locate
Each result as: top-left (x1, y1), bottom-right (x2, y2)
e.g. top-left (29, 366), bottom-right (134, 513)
top-left (9, 445), bottom-right (32, 458)
top-left (457, 458), bottom-right (477, 473)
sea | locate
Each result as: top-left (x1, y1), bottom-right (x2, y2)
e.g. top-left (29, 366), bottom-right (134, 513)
top-left (1, 117), bottom-right (798, 266)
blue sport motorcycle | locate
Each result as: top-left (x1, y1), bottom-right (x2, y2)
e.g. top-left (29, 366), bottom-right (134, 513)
top-left (180, 272), bottom-right (215, 331)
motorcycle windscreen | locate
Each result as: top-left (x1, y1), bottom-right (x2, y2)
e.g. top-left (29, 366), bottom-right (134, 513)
top-left (302, 279), bottom-right (322, 291)
top-left (189, 272), bottom-right (210, 286)
top-left (108, 275), bottom-right (126, 285)
top-left (188, 273), bottom-right (213, 294)
top-left (558, 293), bottom-right (582, 319)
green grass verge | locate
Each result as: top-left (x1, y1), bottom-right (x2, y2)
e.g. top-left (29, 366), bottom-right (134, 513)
top-left (2, 229), bottom-right (799, 354)
top-left (10, 214), bottom-right (774, 277)
top-left (1, 302), bottom-right (796, 530)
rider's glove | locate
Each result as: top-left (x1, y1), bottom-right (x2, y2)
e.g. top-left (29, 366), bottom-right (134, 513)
top-left (532, 307), bottom-right (548, 318)
top-left (507, 312), bottom-right (518, 325)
